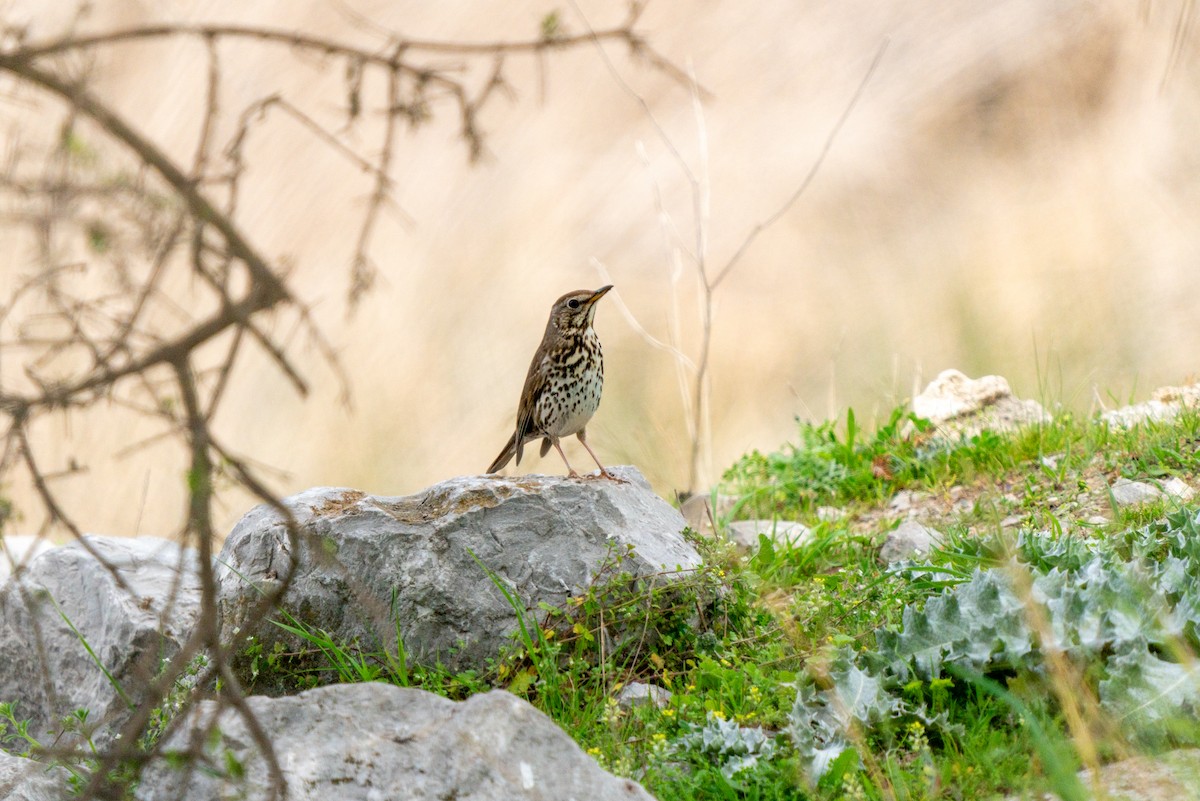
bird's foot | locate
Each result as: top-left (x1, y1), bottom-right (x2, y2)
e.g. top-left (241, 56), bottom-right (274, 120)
top-left (566, 469), bottom-right (582, 480)
top-left (591, 469), bottom-right (628, 483)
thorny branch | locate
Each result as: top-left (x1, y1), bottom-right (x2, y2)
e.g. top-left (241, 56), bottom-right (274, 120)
top-left (0, 5), bottom-right (684, 797)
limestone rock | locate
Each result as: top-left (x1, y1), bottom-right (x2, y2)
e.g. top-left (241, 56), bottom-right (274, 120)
top-left (815, 506), bottom-right (844, 522)
top-left (1161, 477), bottom-right (1195, 501)
top-left (134, 683), bottom-right (655, 801)
top-left (879, 521), bottom-right (941, 564)
top-left (1102, 383), bottom-right (1200, 428)
top-left (216, 466), bottom-right (702, 688)
top-left (1109, 476), bottom-right (1194, 507)
top-left (0, 752), bottom-right (72, 801)
top-left (615, 682), bottom-right (672, 710)
top-left (725, 519), bottom-right (812, 550)
top-left (0, 536), bottom-right (201, 747)
top-left (0, 535), bottom-right (56, 583)
top-left (1074, 749), bottom-right (1200, 801)
top-left (1110, 478), bottom-right (1160, 507)
top-left (1007, 748), bottom-right (1200, 801)
top-left (888, 490), bottom-right (923, 515)
top-left (912, 369), bottom-right (1050, 438)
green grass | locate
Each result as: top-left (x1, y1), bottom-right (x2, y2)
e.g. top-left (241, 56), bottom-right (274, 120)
top-left (221, 403), bottom-right (1200, 799)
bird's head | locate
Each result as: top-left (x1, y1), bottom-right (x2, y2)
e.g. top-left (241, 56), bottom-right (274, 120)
top-left (549, 285), bottom-right (612, 332)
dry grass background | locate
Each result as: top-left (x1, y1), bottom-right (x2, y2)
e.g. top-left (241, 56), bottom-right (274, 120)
top-left (1, 0), bottom-right (1198, 541)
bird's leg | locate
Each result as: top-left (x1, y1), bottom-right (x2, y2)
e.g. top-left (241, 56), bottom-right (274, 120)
top-left (577, 430), bottom-right (625, 482)
top-left (550, 437), bottom-right (581, 478)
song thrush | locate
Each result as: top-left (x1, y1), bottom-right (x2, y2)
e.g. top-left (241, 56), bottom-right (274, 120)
top-left (487, 286), bottom-right (618, 479)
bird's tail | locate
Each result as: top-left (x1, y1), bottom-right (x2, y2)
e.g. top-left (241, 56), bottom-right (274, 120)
top-left (486, 432), bottom-right (518, 474)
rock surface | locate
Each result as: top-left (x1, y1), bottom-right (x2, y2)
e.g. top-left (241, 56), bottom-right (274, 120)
top-left (912, 369), bottom-right (1051, 438)
top-left (0, 535), bottom-right (56, 583)
top-left (1110, 477), bottom-right (1195, 507)
top-left (0, 752), bottom-right (72, 801)
top-left (725, 519), bottom-right (812, 550)
top-left (1075, 749), bottom-right (1200, 801)
top-left (216, 466), bottom-right (702, 686)
top-left (135, 683), bottom-right (655, 801)
top-left (1102, 383), bottom-right (1200, 428)
top-left (0, 536), bottom-right (201, 747)
top-left (879, 520), bottom-right (941, 564)
top-left (615, 682), bottom-right (672, 710)
top-left (1110, 478), bottom-right (1164, 507)
top-left (1006, 748), bottom-right (1200, 801)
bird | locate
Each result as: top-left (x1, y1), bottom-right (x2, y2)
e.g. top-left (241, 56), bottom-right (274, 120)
top-left (486, 285), bottom-right (619, 480)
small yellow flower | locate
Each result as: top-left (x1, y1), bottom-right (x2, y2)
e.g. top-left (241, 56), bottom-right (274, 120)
top-left (711, 709), bottom-right (727, 720)
top-left (587, 747), bottom-right (602, 756)
top-left (661, 708), bottom-right (675, 718)
top-left (652, 732), bottom-right (667, 742)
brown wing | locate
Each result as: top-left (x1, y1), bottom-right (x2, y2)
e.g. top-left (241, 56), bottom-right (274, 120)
top-left (512, 349), bottom-right (549, 466)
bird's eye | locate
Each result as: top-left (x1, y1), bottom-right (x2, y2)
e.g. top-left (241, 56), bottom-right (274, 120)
top-left (567, 299), bottom-right (581, 309)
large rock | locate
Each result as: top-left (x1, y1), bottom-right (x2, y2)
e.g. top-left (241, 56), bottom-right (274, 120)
top-left (0, 535), bottom-right (56, 583)
top-left (216, 466), bottom-right (702, 688)
top-left (0, 536), bottom-right (201, 747)
top-left (135, 683), bottom-right (655, 801)
top-left (912, 369), bottom-right (1050, 438)
top-left (0, 752), bottom-right (72, 801)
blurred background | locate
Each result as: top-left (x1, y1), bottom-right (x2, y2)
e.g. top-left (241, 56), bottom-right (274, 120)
top-left (1, 0), bottom-right (1198, 541)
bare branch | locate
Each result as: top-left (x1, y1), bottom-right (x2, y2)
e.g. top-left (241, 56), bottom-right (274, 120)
top-left (0, 53), bottom-right (290, 306)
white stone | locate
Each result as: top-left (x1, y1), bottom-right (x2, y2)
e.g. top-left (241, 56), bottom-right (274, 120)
top-left (911, 369), bottom-right (1050, 437)
top-left (1102, 383), bottom-right (1200, 428)
top-left (816, 506), bottom-right (844, 522)
top-left (913, 369), bottom-right (1014, 423)
top-left (135, 684), bottom-right (655, 801)
top-left (889, 491), bottom-right (915, 513)
top-left (615, 682), bottom-right (672, 710)
top-left (725, 520), bottom-right (812, 550)
top-left (879, 521), bottom-right (942, 563)
top-left (1110, 478), bottom-right (1163, 507)
top-left (1161, 477), bottom-right (1195, 501)
top-left (0, 535), bottom-right (56, 583)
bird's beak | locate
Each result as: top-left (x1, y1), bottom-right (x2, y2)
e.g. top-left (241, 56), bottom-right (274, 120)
top-left (589, 285), bottom-right (613, 304)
